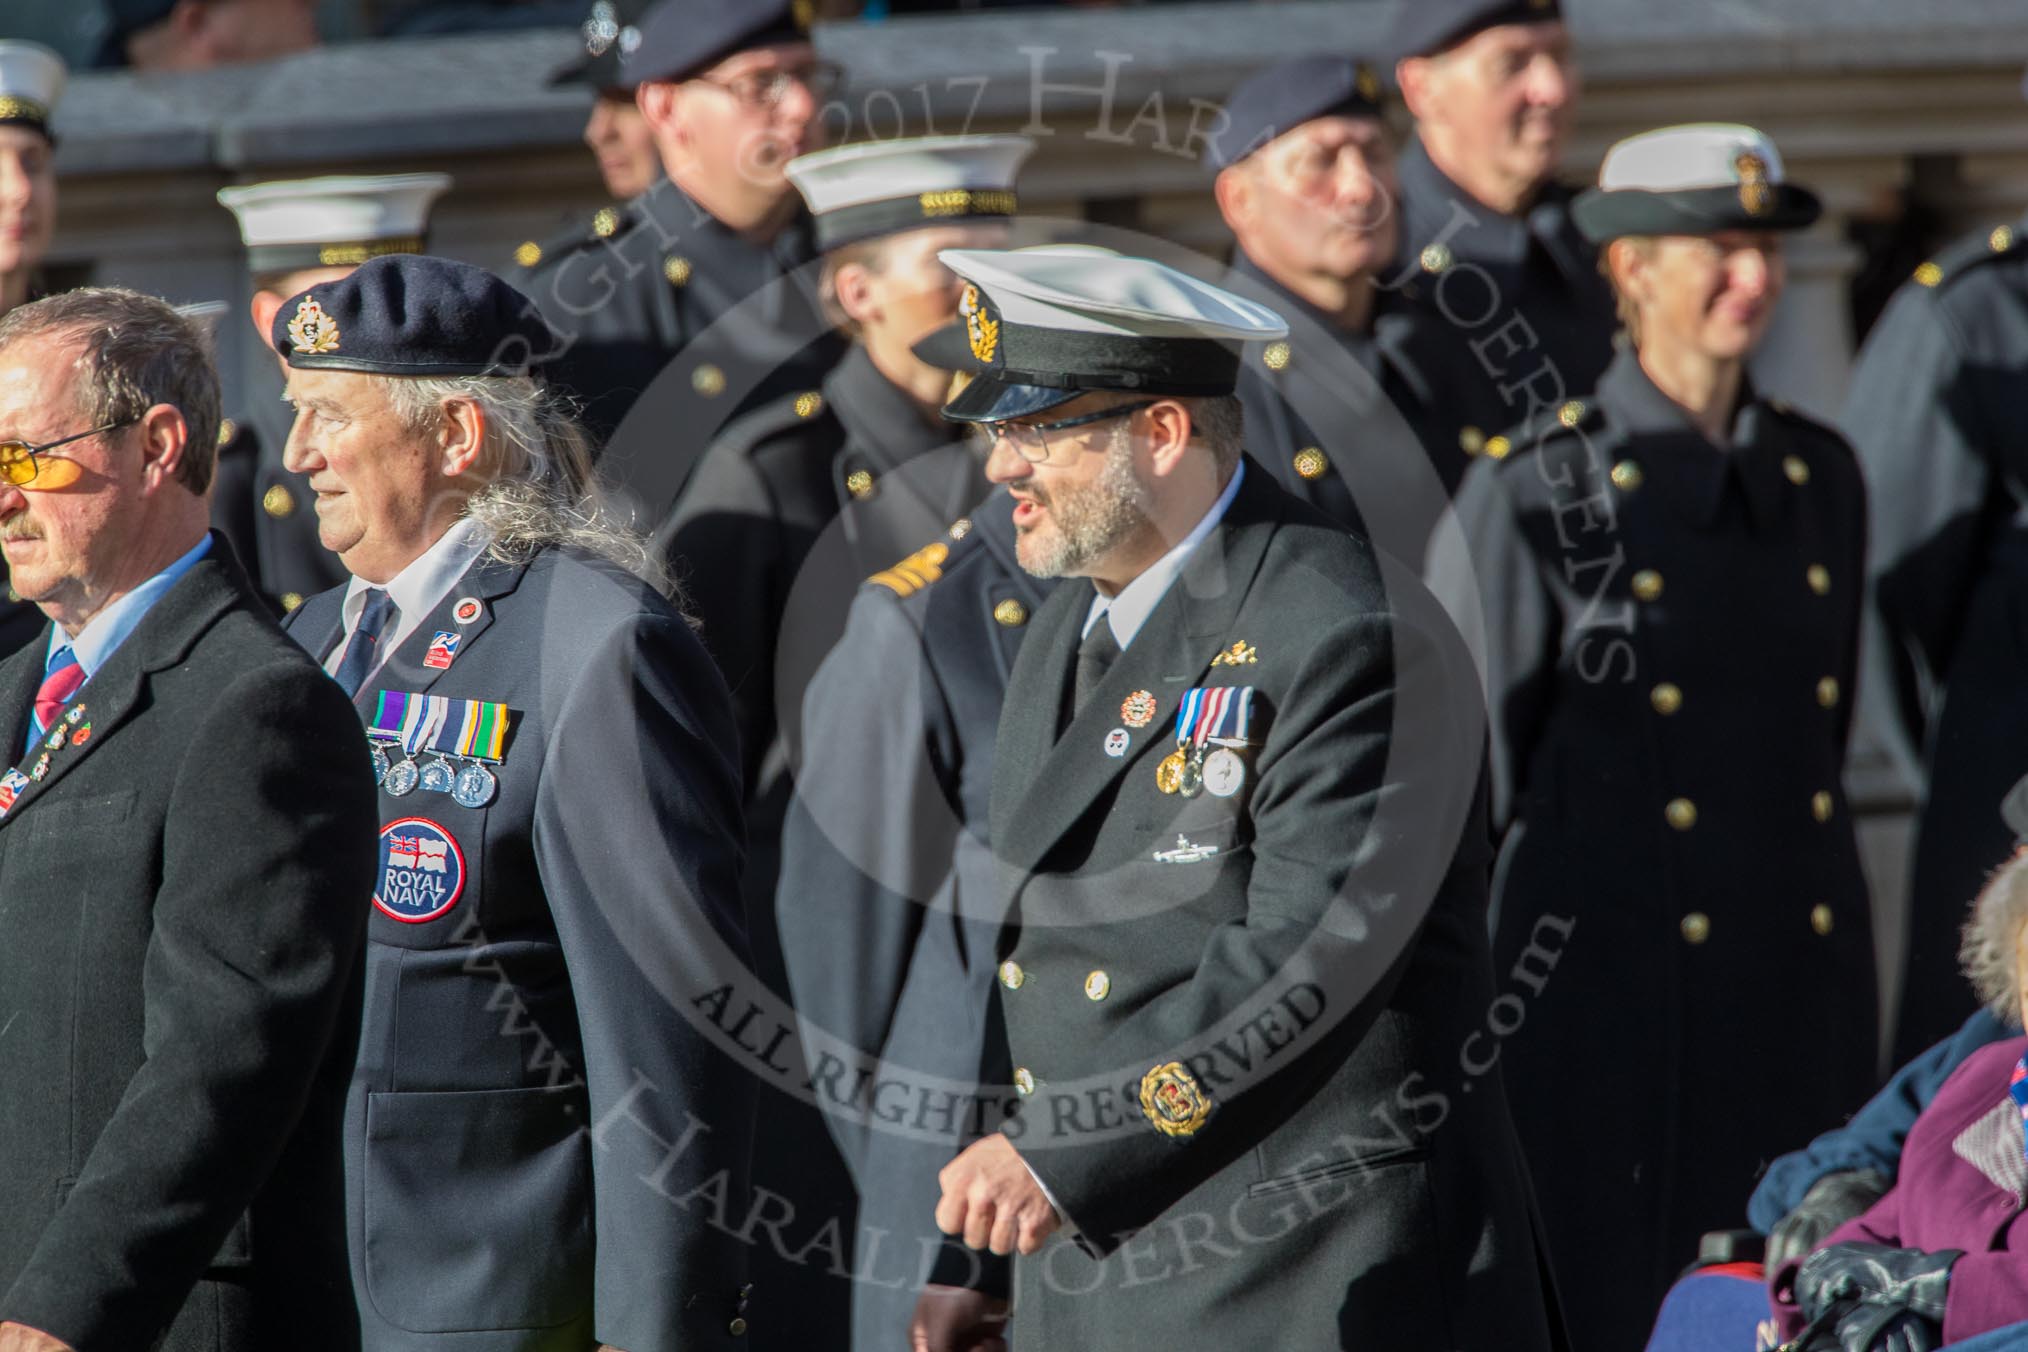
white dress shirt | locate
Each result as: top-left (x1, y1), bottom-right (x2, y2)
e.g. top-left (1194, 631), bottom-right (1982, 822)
top-left (324, 517), bottom-right (489, 684)
top-left (1080, 460), bottom-right (1245, 650)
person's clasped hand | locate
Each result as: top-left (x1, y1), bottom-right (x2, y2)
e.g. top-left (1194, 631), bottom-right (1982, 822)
top-left (1794, 1243), bottom-right (1960, 1352)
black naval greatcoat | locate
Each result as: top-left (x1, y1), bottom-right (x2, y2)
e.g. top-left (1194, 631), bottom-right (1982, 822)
top-left (1390, 136), bottom-right (1618, 444)
top-left (0, 540), bottom-right (377, 1352)
top-left (776, 487), bottom-right (1052, 1351)
top-left (512, 181), bottom-right (844, 494)
top-left (210, 417), bottom-right (346, 616)
top-left (287, 542), bottom-right (756, 1351)
top-left (1843, 216), bottom-right (2028, 1061)
top-left (659, 349), bottom-right (989, 1351)
top-left (1224, 250), bottom-right (1474, 567)
top-left (990, 462), bottom-right (1553, 1349)
top-left (661, 344), bottom-right (989, 910)
top-left (1428, 347), bottom-right (1877, 1352)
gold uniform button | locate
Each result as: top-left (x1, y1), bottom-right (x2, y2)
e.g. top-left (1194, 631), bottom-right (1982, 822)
top-left (1783, 455), bottom-right (1810, 486)
top-left (793, 391), bottom-right (824, 418)
top-left (1632, 569), bottom-right (1664, 602)
top-left (513, 240), bottom-right (543, 269)
top-left (5, 586), bottom-right (17, 603)
top-left (1484, 434), bottom-right (1512, 460)
top-left (1812, 790), bottom-right (1834, 823)
top-left (993, 598), bottom-right (1029, 627)
top-left (998, 960), bottom-right (1024, 990)
top-left (1084, 970), bottom-right (1111, 1001)
top-left (1665, 797), bottom-right (1697, 831)
top-left (692, 364), bottom-right (726, 397)
top-left (1680, 912), bottom-right (1711, 945)
top-left (1913, 261), bottom-right (1943, 287)
top-left (1993, 225), bottom-right (2015, 253)
top-left (846, 469), bottom-right (875, 500)
top-left (1807, 564), bottom-right (1831, 595)
top-left (1013, 1068), bottom-right (1035, 1096)
top-left (262, 484), bottom-right (295, 518)
top-left (728, 1317), bottom-right (749, 1337)
top-left (281, 591), bottom-right (304, 613)
top-left (948, 517), bottom-right (972, 541)
top-left (1557, 399), bottom-right (1586, 427)
top-left (1459, 425), bottom-right (1485, 456)
top-left (1817, 676), bottom-right (1840, 708)
top-left (1650, 682), bottom-right (1683, 715)
top-left (1810, 904), bottom-right (1835, 937)
top-left (1611, 460), bottom-right (1643, 492)
top-left (1292, 447), bottom-right (1328, 481)
top-left (664, 255), bottom-right (692, 286)
top-left (1262, 340), bottom-right (1291, 371)
top-left (592, 206), bottom-right (620, 238)
top-left (216, 418), bottom-right (237, 446)
top-left (1419, 242), bottom-right (1453, 273)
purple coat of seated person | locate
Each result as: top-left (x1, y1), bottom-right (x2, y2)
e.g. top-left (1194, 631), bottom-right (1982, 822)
top-left (1770, 1035), bottom-right (2028, 1346)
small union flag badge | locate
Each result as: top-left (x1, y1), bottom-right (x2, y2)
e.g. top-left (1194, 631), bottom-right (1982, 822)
top-left (424, 631), bottom-right (461, 670)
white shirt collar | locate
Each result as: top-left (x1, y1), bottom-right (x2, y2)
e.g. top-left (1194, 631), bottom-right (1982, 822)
top-left (329, 517), bottom-right (489, 678)
top-left (1081, 461), bottom-right (1245, 650)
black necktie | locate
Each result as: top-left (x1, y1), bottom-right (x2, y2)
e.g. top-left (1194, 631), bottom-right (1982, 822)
top-left (1072, 617), bottom-right (1122, 720)
top-left (334, 588), bottom-right (395, 697)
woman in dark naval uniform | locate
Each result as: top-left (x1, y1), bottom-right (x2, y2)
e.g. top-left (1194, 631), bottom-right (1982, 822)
top-left (1428, 124), bottom-right (1877, 1352)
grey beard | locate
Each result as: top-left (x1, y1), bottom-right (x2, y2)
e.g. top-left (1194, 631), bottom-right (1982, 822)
top-left (1018, 426), bottom-right (1151, 579)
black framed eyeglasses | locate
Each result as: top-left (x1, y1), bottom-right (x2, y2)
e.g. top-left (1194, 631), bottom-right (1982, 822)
top-left (0, 418), bottom-right (134, 487)
top-left (988, 399), bottom-right (1160, 465)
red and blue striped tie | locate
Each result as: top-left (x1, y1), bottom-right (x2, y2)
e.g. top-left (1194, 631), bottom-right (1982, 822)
top-left (28, 644), bottom-right (82, 755)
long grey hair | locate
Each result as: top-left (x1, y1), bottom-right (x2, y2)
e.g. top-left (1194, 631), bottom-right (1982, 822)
top-left (375, 373), bottom-right (671, 595)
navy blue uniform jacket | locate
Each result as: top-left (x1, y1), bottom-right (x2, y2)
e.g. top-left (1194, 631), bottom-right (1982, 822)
top-left (290, 540), bottom-right (757, 1350)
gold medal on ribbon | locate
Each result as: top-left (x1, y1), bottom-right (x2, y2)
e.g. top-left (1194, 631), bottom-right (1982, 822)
top-left (1155, 749), bottom-right (1186, 795)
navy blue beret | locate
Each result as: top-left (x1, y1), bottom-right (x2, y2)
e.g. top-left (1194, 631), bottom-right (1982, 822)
top-left (619, 0), bottom-right (809, 87)
top-left (1203, 56), bottom-right (1388, 170)
top-left (272, 254), bottom-right (554, 378)
top-left (1388, 0), bottom-right (1563, 62)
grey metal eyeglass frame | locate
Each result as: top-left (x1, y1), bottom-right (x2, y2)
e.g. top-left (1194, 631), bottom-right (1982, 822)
top-left (986, 399), bottom-right (1162, 464)
top-left (0, 418), bottom-right (136, 487)
top-left (694, 61), bottom-right (846, 108)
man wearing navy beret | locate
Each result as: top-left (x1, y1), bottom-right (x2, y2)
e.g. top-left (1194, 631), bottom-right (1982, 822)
top-left (1389, 0), bottom-right (1617, 452)
top-left (274, 254), bottom-right (758, 1350)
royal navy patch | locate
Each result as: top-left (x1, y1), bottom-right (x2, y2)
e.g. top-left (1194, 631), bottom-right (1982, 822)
top-left (374, 816), bottom-right (466, 923)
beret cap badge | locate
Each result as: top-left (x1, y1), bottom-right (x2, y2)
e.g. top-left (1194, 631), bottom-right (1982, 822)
top-left (962, 285), bottom-right (999, 365)
top-left (288, 296), bottom-right (341, 354)
top-left (1735, 151), bottom-right (1773, 217)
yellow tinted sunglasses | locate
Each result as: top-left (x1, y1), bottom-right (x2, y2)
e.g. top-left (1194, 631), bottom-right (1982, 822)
top-left (0, 419), bottom-right (134, 487)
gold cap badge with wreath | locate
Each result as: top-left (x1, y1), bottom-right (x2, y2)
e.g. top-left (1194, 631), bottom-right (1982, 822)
top-left (1735, 152), bottom-right (1773, 218)
top-left (962, 285), bottom-right (999, 364)
top-left (288, 296), bottom-right (341, 354)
